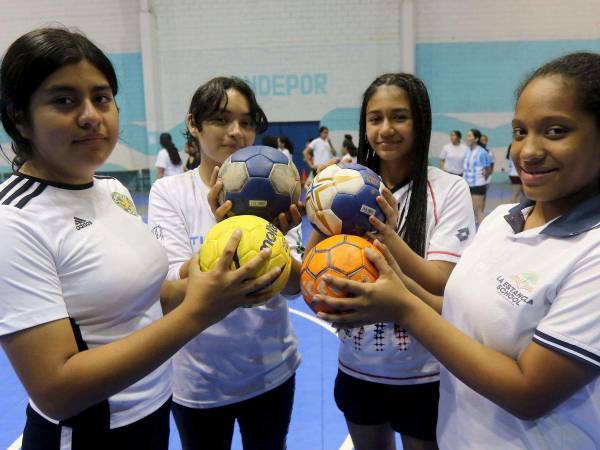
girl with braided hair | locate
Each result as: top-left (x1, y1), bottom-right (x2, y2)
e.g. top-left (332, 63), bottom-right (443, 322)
top-left (307, 73), bottom-right (475, 449)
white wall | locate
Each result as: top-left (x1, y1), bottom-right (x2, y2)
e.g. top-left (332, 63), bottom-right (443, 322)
top-left (152, 0), bottom-right (406, 132)
top-left (2, 0), bottom-right (600, 174)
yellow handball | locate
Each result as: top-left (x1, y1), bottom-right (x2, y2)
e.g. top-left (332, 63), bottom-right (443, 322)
top-left (199, 215), bottom-right (291, 297)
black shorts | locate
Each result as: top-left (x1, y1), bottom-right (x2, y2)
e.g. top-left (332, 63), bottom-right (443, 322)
top-left (334, 370), bottom-right (439, 442)
top-left (469, 185), bottom-right (486, 196)
top-left (172, 375), bottom-right (295, 450)
top-left (22, 398), bottom-right (171, 450)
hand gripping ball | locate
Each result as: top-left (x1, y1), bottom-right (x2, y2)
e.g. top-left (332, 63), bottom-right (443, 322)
top-left (300, 234), bottom-right (380, 313)
top-left (199, 215), bottom-right (291, 297)
top-left (305, 162), bottom-right (385, 237)
top-left (218, 145), bottom-right (301, 222)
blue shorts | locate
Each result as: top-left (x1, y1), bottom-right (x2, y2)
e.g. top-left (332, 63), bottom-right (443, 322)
top-left (334, 369), bottom-right (439, 442)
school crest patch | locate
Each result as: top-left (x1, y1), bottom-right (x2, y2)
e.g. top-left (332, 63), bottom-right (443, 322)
top-left (111, 192), bottom-right (138, 216)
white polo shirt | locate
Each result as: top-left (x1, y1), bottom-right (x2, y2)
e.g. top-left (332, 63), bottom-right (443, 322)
top-left (148, 169), bottom-right (301, 407)
top-left (338, 167), bottom-right (475, 385)
top-left (439, 197), bottom-right (600, 449)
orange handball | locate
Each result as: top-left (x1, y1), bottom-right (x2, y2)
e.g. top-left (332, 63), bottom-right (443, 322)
top-left (300, 234), bottom-right (380, 313)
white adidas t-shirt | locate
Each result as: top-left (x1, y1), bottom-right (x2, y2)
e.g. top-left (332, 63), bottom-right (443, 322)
top-left (439, 198), bottom-right (600, 449)
top-left (0, 173), bottom-right (171, 429)
top-left (338, 166), bottom-right (475, 385)
top-left (148, 169), bottom-right (301, 407)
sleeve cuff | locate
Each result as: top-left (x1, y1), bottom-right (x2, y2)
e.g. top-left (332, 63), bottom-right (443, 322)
top-left (533, 329), bottom-right (600, 370)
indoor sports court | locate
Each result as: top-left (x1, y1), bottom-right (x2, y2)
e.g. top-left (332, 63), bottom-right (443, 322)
top-left (1, 1), bottom-right (600, 449)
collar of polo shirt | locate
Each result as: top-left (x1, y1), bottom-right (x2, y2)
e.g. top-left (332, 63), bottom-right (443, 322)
top-left (504, 194), bottom-right (600, 237)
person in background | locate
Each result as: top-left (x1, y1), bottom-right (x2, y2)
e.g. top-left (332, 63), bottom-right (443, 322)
top-left (506, 143), bottom-right (523, 203)
top-left (0, 27), bottom-right (279, 450)
top-left (302, 137), bottom-right (316, 187)
top-left (340, 134), bottom-right (358, 163)
top-left (183, 137), bottom-right (200, 172)
top-left (463, 128), bottom-right (492, 225)
top-left (480, 134), bottom-right (495, 197)
top-left (155, 132), bottom-right (183, 179)
top-left (308, 126), bottom-right (336, 168)
top-left (277, 135), bottom-right (293, 161)
top-left (439, 130), bottom-right (468, 177)
top-left (315, 51), bottom-right (600, 450)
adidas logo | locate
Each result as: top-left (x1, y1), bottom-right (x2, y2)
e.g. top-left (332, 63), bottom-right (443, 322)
top-left (74, 217), bottom-right (93, 230)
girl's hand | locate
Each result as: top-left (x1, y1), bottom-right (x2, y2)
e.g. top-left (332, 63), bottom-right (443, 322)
top-left (275, 202), bottom-right (303, 235)
top-left (206, 166), bottom-right (232, 222)
top-left (184, 229), bottom-right (281, 324)
top-left (366, 187), bottom-right (399, 241)
top-left (313, 241), bottom-right (415, 328)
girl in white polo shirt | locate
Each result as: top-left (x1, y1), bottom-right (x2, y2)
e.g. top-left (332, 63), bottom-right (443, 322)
top-left (148, 76), bottom-right (302, 450)
top-left (0, 28), bottom-right (279, 450)
top-left (307, 73), bottom-right (475, 450)
top-left (314, 52), bottom-right (600, 450)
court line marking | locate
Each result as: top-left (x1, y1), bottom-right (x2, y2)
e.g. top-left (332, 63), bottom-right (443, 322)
top-left (8, 434), bottom-right (22, 450)
top-left (288, 307), bottom-right (354, 450)
top-left (288, 307), bottom-right (337, 336)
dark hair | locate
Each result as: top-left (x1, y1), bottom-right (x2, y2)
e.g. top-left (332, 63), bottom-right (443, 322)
top-left (0, 27), bottom-right (118, 169)
top-left (185, 76), bottom-right (267, 145)
top-left (261, 135), bottom-right (278, 148)
top-left (357, 73), bottom-right (431, 257)
top-left (506, 143), bottom-right (512, 160)
top-left (342, 134), bottom-right (357, 157)
top-left (319, 126), bottom-right (329, 134)
top-left (451, 130), bottom-right (462, 139)
top-left (468, 129), bottom-right (482, 144)
top-left (159, 132), bottom-right (181, 165)
top-left (516, 52), bottom-right (600, 125)
top-left (277, 135), bottom-right (294, 153)
top-left (479, 134), bottom-right (489, 150)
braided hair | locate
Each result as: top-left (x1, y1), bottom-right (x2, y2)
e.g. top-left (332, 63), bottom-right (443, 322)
top-left (357, 73), bottom-right (431, 257)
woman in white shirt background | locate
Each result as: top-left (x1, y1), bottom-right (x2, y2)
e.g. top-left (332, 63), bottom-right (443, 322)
top-left (155, 132), bottom-right (184, 179)
top-left (439, 130), bottom-right (467, 177)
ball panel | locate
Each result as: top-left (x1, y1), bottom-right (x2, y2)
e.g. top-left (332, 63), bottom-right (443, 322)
top-left (305, 163), bottom-right (385, 237)
top-left (244, 154), bottom-right (278, 178)
top-left (219, 161), bottom-right (249, 193)
top-left (314, 209), bottom-right (342, 236)
top-left (198, 216), bottom-right (291, 299)
top-left (300, 234), bottom-right (381, 313)
top-left (328, 240), bottom-right (365, 275)
top-left (333, 169), bottom-right (366, 195)
top-left (225, 178), bottom-right (291, 221)
top-left (219, 146), bottom-right (298, 222)
top-left (270, 164), bottom-right (300, 196)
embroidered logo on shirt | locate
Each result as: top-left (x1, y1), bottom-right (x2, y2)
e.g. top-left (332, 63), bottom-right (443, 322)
top-left (496, 272), bottom-right (538, 306)
top-left (151, 225), bottom-right (164, 240)
top-left (456, 227), bottom-right (470, 242)
top-left (74, 217), bottom-right (93, 230)
top-left (111, 192), bottom-right (138, 216)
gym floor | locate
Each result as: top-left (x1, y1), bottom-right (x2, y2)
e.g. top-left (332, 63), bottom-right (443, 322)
top-left (0, 183), bottom-right (515, 450)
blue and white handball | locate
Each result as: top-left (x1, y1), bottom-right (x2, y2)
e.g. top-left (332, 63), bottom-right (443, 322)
top-left (218, 145), bottom-right (301, 222)
top-left (305, 162), bottom-right (385, 236)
